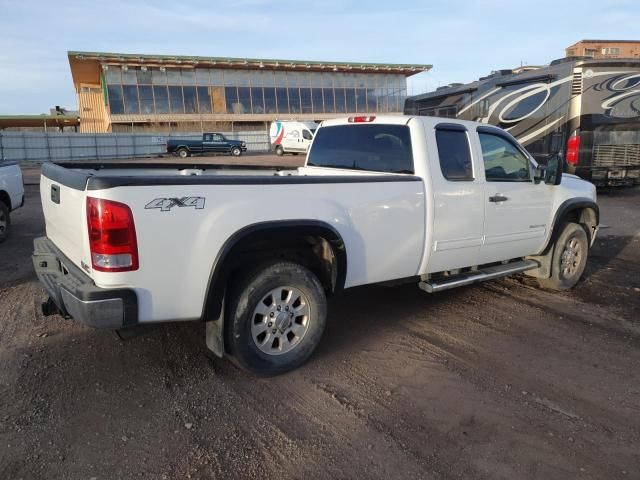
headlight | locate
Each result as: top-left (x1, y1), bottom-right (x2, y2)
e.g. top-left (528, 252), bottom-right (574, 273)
top-left (241, 142), bottom-right (246, 146)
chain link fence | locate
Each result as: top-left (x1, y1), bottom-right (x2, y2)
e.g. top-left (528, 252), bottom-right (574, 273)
top-left (0, 131), bottom-right (270, 163)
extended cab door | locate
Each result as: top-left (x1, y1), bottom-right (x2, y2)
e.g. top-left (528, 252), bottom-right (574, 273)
top-left (424, 122), bottom-right (486, 273)
top-left (202, 133), bottom-right (215, 153)
top-left (476, 127), bottom-right (552, 264)
top-left (210, 133), bottom-right (227, 152)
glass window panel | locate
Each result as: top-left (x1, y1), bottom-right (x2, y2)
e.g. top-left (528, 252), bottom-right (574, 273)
top-left (107, 85), bottom-right (124, 114)
top-left (183, 86), bottom-right (197, 113)
top-left (251, 87), bottom-right (265, 113)
top-left (166, 69), bottom-right (182, 84)
top-left (435, 129), bottom-right (474, 181)
top-left (123, 85), bottom-right (139, 114)
top-left (105, 67), bottom-right (121, 85)
top-left (345, 88), bottom-right (356, 112)
top-left (138, 85), bottom-right (154, 114)
top-left (274, 72), bottom-right (287, 88)
top-left (355, 74), bottom-right (367, 88)
top-left (223, 70), bottom-right (239, 86)
top-left (356, 89), bottom-right (367, 112)
top-left (196, 68), bottom-right (210, 85)
top-left (322, 88), bottom-right (335, 112)
top-left (168, 86), bottom-right (184, 113)
top-left (225, 86), bottom-right (239, 113)
top-left (197, 86), bottom-right (212, 113)
top-left (260, 70), bottom-right (275, 87)
top-left (210, 69), bottom-right (223, 85)
top-left (121, 68), bottom-right (137, 85)
top-left (136, 68), bottom-right (152, 85)
top-left (264, 87), bottom-right (277, 113)
top-left (288, 88), bottom-right (301, 113)
top-left (287, 71), bottom-right (302, 87)
top-left (334, 88), bottom-right (346, 113)
top-left (311, 88), bottom-right (324, 114)
top-left (181, 69), bottom-right (196, 85)
top-left (321, 73), bottom-right (334, 88)
top-left (276, 87), bottom-right (289, 114)
top-left (332, 73), bottom-right (344, 88)
top-left (152, 69), bottom-right (167, 85)
top-left (367, 89), bottom-right (377, 112)
top-left (153, 86), bottom-right (169, 113)
top-left (479, 133), bottom-right (531, 181)
top-left (300, 88), bottom-right (312, 114)
top-left (237, 86), bottom-right (251, 113)
top-left (237, 70), bottom-right (251, 86)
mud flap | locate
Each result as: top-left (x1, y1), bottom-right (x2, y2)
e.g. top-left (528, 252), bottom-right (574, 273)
top-left (205, 300), bottom-right (224, 358)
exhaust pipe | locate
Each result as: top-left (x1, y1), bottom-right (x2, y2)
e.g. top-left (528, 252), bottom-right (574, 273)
top-left (41, 297), bottom-right (61, 317)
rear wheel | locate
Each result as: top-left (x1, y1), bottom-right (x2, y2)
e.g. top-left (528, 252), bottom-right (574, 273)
top-left (275, 145), bottom-right (284, 156)
top-left (538, 222), bottom-right (589, 291)
top-left (226, 261), bottom-right (327, 375)
top-left (230, 146), bottom-right (242, 157)
top-left (0, 200), bottom-right (9, 243)
top-left (177, 148), bottom-right (190, 158)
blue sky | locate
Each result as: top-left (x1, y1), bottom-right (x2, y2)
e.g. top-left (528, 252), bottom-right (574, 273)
top-left (1, 0), bottom-right (639, 114)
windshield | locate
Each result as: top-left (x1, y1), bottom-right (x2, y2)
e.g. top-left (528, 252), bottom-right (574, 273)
top-left (307, 124), bottom-right (414, 174)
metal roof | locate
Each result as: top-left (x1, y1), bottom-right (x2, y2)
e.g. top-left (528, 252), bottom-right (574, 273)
top-left (68, 51), bottom-right (431, 76)
top-left (0, 115), bottom-right (79, 129)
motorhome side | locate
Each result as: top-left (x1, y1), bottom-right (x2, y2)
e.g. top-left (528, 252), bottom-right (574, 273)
top-left (404, 57), bottom-right (640, 186)
top-left (269, 121), bottom-right (318, 155)
top-left (0, 161), bottom-right (24, 243)
top-left (33, 116), bottom-right (598, 374)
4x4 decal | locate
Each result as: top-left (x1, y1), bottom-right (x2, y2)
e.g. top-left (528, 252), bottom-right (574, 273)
top-left (145, 197), bottom-right (205, 212)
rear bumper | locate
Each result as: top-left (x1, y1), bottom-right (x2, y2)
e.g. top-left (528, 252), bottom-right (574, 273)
top-left (574, 166), bottom-right (640, 186)
top-left (32, 237), bottom-right (138, 329)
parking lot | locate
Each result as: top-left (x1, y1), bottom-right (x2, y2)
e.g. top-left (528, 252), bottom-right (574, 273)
top-left (0, 163), bottom-right (639, 479)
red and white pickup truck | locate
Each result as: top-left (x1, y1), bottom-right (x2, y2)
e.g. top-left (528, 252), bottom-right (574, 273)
top-left (33, 115), bottom-right (598, 374)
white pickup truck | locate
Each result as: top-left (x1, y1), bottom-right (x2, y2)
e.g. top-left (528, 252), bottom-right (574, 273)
top-left (33, 116), bottom-right (598, 374)
top-left (0, 161), bottom-right (25, 243)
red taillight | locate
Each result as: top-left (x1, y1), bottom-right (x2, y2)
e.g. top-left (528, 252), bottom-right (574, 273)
top-left (86, 197), bottom-right (139, 272)
top-left (566, 134), bottom-right (581, 166)
top-left (348, 116), bottom-right (376, 123)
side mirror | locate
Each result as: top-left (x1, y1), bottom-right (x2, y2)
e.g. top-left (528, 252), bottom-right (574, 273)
top-left (544, 153), bottom-right (563, 185)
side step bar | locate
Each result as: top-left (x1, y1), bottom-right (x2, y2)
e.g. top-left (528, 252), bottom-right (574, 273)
top-left (418, 259), bottom-right (539, 293)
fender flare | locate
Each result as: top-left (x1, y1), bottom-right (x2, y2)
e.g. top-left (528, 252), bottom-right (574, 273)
top-left (542, 198), bottom-right (599, 253)
top-left (201, 220), bottom-right (347, 321)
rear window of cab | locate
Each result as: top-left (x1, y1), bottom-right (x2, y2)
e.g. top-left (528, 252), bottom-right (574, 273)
top-left (307, 124), bottom-right (414, 174)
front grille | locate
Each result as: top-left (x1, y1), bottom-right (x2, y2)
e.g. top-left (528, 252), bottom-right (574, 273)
top-left (593, 144), bottom-right (640, 167)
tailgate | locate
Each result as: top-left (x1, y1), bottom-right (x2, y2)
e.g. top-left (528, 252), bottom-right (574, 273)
top-left (40, 164), bottom-right (90, 272)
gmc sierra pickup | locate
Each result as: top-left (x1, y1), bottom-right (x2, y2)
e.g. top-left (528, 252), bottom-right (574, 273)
top-left (33, 115), bottom-right (598, 374)
top-left (0, 161), bottom-right (24, 243)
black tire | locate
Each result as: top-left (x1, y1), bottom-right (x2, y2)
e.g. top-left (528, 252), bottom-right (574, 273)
top-left (230, 146), bottom-right (242, 157)
top-left (177, 148), bottom-right (190, 159)
top-left (538, 222), bottom-right (589, 291)
top-left (226, 261), bottom-right (327, 375)
top-left (0, 200), bottom-right (10, 243)
top-left (275, 145), bottom-right (284, 156)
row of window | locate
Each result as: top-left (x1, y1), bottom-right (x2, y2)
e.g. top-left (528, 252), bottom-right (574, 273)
top-left (435, 127), bottom-right (530, 182)
top-left (107, 85), bottom-right (406, 115)
top-left (306, 124), bottom-right (530, 182)
top-left (104, 66), bottom-right (406, 90)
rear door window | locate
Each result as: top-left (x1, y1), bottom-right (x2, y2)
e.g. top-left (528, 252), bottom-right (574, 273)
top-left (435, 126), bottom-right (474, 181)
top-left (307, 124), bottom-right (414, 174)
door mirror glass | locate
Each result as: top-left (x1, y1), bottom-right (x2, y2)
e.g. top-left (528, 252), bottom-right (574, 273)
top-left (544, 153), bottom-right (563, 185)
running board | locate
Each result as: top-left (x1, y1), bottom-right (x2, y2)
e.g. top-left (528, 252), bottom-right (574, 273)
top-left (418, 260), bottom-right (539, 293)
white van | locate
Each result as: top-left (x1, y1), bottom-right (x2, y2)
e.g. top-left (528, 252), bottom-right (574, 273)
top-left (269, 121), bottom-right (318, 156)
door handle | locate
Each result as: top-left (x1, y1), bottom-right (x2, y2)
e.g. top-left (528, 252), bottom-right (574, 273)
top-left (489, 194), bottom-right (508, 203)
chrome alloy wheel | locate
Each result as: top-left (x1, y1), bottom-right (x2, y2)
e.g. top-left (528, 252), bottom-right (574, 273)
top-left (251, 286), bottom-right (311, 355)
top-left (560, 237), bottom-right (583, 277)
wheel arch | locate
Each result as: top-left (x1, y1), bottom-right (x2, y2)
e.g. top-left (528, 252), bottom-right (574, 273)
top-left (201, 220), bottom-right (347, 321)
top-left (0, 190), bottom-right (11, 210)
top-left (545, 198), bottom-right (599, 252)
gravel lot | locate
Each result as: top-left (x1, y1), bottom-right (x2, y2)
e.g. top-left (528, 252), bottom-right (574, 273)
top-left (0, 166), bottom-right (639, 479)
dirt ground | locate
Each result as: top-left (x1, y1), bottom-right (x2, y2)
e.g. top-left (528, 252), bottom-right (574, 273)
top-left (0, 173), bottom-right (639, 479)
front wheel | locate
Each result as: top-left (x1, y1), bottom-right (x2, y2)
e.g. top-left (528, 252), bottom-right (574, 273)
top-left (275, 145), bottom-right (284, 156)
top-left (226, 261), bottom-right (327, 375)
top-left (0, 200), bottom-right (10, 243)
top-left (230, 146), bottom-right (242, 157)
top-left (538, 222), bottom-right (589, 291)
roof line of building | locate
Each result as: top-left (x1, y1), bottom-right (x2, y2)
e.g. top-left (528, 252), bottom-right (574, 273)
top-left (68, 51), bottom-right (432, 75)
top-left (573, 39), bottom-right (640, 43)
